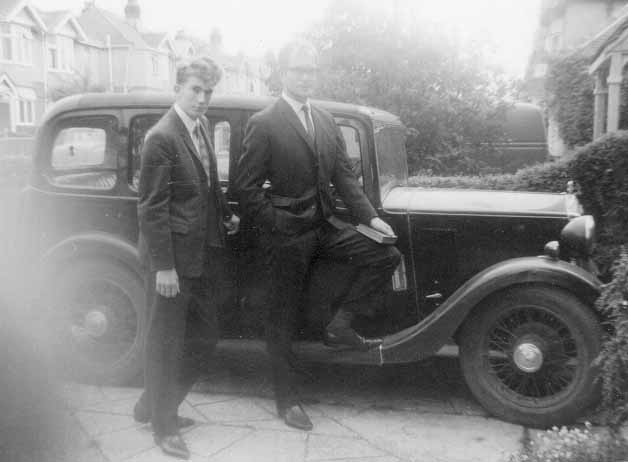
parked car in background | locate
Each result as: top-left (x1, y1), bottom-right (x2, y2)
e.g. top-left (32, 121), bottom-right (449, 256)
top-left (496, 102), bottom-right (548, 172)
top-left (20, 92), bottom-right (601, 428)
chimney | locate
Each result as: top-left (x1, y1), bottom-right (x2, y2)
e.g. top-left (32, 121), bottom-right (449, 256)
top-left (125, 0), bottom-right (141, 29)
top-left (83, 0), bottom-right (95, 12)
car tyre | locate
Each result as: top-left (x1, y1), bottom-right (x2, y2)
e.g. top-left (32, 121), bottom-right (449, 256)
top-left (459, 285), bottom-right (601, 427)
top-left (47, 258), bottom-right (145, 385)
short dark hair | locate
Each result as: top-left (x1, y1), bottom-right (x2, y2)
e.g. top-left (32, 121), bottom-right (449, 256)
top-left (176, 57), bottom-right (222, 86)
top-left (277, 39), bottom-right (318, 71)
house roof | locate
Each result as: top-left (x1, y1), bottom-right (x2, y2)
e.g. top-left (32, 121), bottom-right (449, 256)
top-left (37, 9), bottom-right (87, 41)
top-left (580, 4), bottom-right (628, 60)
top-left (0, 0), bottom-right (46, 30)
top-left (142, 32), bottom-right (168, 48)
top-left (78, 4), bottom-right (152, 49)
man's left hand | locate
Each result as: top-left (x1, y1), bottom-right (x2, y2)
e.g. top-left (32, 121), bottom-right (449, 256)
top-left (369, 217), bottom-right (395, 237)
top-left (224, 214), bottom-right (240, 235)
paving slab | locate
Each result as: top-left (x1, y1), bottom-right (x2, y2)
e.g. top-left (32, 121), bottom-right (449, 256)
top-left (195, 397), bottom-right (275, 423)
top-left (185, 423), bottom-right (254, 457)
top-left (94, 425), bottom-right (156, 461)
top-left (207, 429), bottom-right (307, 462)
top-left (306, 433), bottom-right (389, 461)
top-left (75, 410), bottom-right (141, 436)
top-left (335, 408), bottom-right (523, 462)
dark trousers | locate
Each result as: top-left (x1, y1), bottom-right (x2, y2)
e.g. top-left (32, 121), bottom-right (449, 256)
top-left (266, 222), bottom-right (401, 411)
top-left (141, 267), bottom-right (219, 436)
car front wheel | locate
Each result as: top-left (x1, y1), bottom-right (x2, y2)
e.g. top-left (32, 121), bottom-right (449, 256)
top-left (459, 286), bottom-right (601, 427)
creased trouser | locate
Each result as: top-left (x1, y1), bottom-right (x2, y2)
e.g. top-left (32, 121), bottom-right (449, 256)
top-left (142, 268), bottom-right (218, 436)
top-left (265, 221), bottom-right (401, 411)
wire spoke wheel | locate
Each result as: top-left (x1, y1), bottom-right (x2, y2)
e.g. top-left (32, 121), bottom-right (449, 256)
top-left (460, 286), bottom-right (601, 427)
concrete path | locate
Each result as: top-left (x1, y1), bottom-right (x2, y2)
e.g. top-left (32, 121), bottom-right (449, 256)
top-left (57, 351), bottom-right (526, 462)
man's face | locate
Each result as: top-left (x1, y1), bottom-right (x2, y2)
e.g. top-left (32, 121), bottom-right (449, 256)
top-left (281, 48), bottom-right (318, 103)
top-left (175, 75), bottom-right (214, 120)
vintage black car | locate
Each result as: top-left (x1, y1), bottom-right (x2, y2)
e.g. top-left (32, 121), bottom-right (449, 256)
top-left (20, 92), bottom-right (602, 428)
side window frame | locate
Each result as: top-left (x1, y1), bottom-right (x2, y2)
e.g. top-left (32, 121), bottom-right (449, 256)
top-left (206, 108), bottom-right (243, 199)
top-left (333, 115), bottom-right (377, 209)
top-left (45, 113), bottom-right (121, 194)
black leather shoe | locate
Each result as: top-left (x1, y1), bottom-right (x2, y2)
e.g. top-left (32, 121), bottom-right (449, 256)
top-left (134, 400), bottom-right (196, 428)
top-left (154, 433), bottom-right (190, 460)
top-left (279, 404), bottom-right (313, 431)
top-left (324, 327), bottom-right (382, 351)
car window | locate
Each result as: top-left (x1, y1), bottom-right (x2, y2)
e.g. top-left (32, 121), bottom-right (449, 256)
top-left (129, 114), bottom-right (162, 191)
top-left (211, 120), bottom-right (230, 182)
top-left (48, 116), bottom-right (118, 190)
top-left (338, 123), bottom-right (363, 186)
top-left (129, 115), bottom-right (230, 191)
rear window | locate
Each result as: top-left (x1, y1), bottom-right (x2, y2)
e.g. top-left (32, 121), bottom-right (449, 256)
top-left (504, 104), bottom-right (546, 143)
top-left (47, 116), bottom-right (118, 190)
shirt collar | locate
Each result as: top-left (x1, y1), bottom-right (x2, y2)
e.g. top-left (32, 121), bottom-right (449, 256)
top-left (281, 91), bottom-right (311, 116)
top-left (173, 103), bottom-right (199, 135)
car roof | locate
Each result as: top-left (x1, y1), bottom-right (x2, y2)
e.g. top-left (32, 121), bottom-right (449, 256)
top-left (41, 91), bottom-right (402, 126)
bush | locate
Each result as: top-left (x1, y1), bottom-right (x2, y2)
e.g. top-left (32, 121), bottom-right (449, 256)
top-left (510, 423), bottom-right (628, 462)
top-left (408, 157), bottom-right (572, 192)
top-left (545, 53), bottom-right (594, 148)
top-left (594, 249), bottom-right (628, 426)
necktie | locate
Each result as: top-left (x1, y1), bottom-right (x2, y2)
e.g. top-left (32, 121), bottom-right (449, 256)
top-left (193, 123), bottom-right (211, 186)
top-left (302, 105), bottom-right (315, 141)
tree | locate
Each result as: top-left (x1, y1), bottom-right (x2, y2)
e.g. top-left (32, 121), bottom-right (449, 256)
top-left (306, 0), bottom-right (514, 174)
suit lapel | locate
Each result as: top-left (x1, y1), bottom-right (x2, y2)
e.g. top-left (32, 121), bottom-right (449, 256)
top-left (168, 107), bottom-right (208, 182)
top-left (277, 98), bottom-right (317, 155)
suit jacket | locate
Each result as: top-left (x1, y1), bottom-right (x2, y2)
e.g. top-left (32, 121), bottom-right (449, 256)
top-left (137, 107), bottom-right (232, 278)
top-left (235, 98), bottom-right (377, 236)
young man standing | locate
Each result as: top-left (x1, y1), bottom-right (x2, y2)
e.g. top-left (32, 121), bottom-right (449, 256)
top-left (235, 40), bottom-right (401, 431)
top-left (135, 57), bottom-right (239, 459)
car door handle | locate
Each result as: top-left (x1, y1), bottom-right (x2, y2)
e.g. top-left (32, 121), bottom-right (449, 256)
top-left (425, 293), bottom-right (443, 300)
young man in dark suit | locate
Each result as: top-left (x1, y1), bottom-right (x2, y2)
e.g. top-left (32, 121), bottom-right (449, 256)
top-left (235, 40), bottom-right (401, 431)
top-left (135, 57), bottom-right (239, 459)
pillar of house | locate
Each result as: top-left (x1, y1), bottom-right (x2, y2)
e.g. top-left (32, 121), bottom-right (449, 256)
top-left (606, 54), bottom-right (624, 133)
top-left (593, 73), bottom-right (607, 139)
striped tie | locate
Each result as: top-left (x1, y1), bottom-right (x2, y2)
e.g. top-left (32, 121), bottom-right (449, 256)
top-left (302, 104), bottom-right (315, 141)
top-left (193, 124), bottom-right (211, 186)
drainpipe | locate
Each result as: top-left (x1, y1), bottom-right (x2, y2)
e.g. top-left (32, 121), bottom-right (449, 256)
top-left (42, 31), bottom-right (48, 111)
top-left (107, 34), bottom-right (113, 91)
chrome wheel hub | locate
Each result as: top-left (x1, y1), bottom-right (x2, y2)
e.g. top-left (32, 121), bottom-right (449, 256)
top-left (71, 307), bottom-right (109, 339)
top-left (513, 342), bottom-right (544, 373)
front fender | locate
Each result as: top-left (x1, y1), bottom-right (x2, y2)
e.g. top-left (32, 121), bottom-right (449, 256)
top-left (381, 256), bottom-right (601, 364)
top-left (38, 231), bottom-right (141, 283)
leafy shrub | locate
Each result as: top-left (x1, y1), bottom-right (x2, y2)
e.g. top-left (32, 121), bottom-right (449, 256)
top-left (594, 249), bottom-right (628, 426)
top-left (570, 131), bottom-right (628, 272)
top-left (545, 53), bottom-right (594, 148)
top-left (408, 157), bottom-right (572, 192)
top-left (510, 423), bottom-right (628, 462)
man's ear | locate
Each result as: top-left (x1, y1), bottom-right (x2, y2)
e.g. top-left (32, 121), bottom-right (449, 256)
top-left (173, 84), bottom-right (180, 93)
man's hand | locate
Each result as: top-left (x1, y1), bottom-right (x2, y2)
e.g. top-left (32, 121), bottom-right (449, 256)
top-left (369, 217), bottom-right (395, 237)
top-left (156, 268), bottom-right (179, 298)
top-left (224, 214), bottom-right (240, 235)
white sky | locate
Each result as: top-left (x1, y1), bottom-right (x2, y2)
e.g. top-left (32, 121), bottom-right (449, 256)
top-left (31, 0), bottom-right (542, 78)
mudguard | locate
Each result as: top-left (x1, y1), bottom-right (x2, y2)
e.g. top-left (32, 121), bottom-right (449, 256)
top-left (37, 232), bottom-right (141, 282)
top-left (381, 256), bottom-right (601, 364)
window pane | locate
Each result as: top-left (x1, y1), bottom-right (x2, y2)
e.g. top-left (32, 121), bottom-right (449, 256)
top-left (2, 37), bottom-right (12, 60)
top-left (26, 101), bottom-right (33, 123)
top-left (52, 127), bottom-right (106, 168)
top-left (213, 120), bottom-right (230, 181)
top-left (19, 101), bottom-right (25, 123)
top-left (339, 125), bottom-right (362, 184)
top-left (129, 114), bottom-right (162, 191)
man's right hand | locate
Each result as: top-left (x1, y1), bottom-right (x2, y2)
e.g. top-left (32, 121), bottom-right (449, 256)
top-left (156, 268), bottom-right (179, 298)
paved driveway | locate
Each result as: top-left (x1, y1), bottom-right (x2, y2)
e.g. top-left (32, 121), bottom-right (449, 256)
top-left (54, 344), bottom-right (525, 462)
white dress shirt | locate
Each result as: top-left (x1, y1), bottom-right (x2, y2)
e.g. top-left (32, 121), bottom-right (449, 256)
top-left (173, 103), bottom-right (202, 155)
top-left (281, 91), bottom-right (315, 137)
